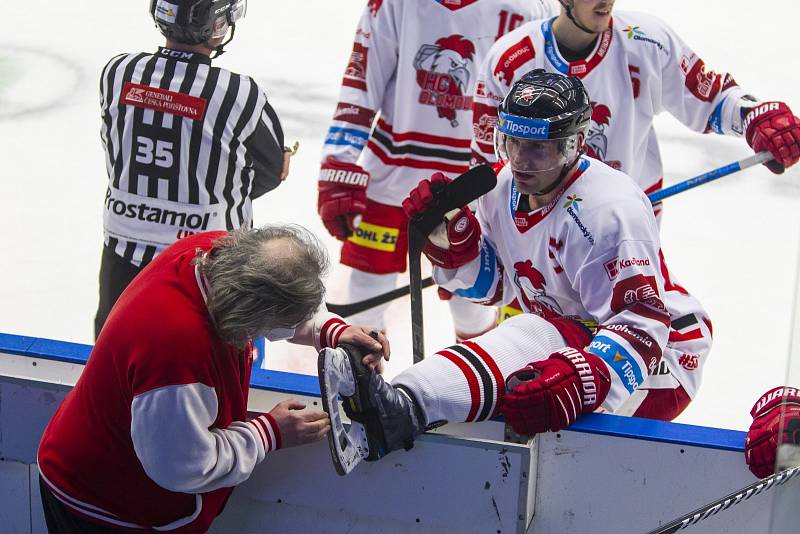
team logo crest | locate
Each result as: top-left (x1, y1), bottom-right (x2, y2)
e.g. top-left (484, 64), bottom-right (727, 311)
top-left (585, 102), bottom-right (622, 169)
top-left (513, 85), bottom-right (542, 107)
top-left (513, 260), bottom-right (563, 319)
top-left (413, 34), bottom-right (476, 127)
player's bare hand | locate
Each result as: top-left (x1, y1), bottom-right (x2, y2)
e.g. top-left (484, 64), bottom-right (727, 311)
top-left (269, 399), bottom-right (330, 448)
top-left (338, 326), bottom-right (390, 371)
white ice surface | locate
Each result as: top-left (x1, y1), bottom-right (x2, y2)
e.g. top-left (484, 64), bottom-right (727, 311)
top-left (1, 0), bottom-right (799, 431)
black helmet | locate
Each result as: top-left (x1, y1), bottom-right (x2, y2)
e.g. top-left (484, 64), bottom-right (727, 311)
top-left (150, 0), bottom-right (247, 46)
top-left (496, 69), bottom-right (591, 141)
top-left (494, 70), bottom-right (591, 193)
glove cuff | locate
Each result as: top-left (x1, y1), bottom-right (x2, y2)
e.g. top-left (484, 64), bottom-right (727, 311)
top-left (550, 348), bottom-right (611, 413)
top-left (318, 158), bottom-right (369, 190)
top-left (750, 386), bottom-right (800, 419)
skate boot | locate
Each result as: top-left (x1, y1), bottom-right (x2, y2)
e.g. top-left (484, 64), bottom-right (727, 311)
top-left (318, 342), bottom-right (426, 476)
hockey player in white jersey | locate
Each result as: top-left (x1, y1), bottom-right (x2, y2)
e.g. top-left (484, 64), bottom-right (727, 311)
top-left (469, 0), bottom-right (800, 412)
top-left (317, 0), bottom-right (559, 339)
top-left (471, 0), bottom-right (800, 204)
top-left (319, 71), bottom-right (711, 468)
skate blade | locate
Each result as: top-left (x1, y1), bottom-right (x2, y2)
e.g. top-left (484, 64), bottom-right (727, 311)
top-left (318, 347), bottom-right (370, 476)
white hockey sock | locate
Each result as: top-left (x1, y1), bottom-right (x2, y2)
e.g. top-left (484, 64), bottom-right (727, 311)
top-left (392, 314), bottom-right (566, 425)
top-left (447, 294), bottom-right (497, 338)
top-left (342, 269), bottom-right (398, 330)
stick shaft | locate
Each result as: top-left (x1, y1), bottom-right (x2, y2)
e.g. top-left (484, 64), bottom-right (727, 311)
top-left (647, 464), bottom-right (800, 534)
top-left (325, 277), bottom-right (434, 318)
top-left (648, 152), bottom-right (772, 204)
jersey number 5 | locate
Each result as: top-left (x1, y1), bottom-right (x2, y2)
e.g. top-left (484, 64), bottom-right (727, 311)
top-left (629, 65), bottom-right (641, 99)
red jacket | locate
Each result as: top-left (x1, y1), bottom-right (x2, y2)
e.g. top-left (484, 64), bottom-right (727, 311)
top-left (38, 232), bottom-right (345, 532)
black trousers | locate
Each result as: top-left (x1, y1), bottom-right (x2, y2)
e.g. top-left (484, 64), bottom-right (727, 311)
top-left (94, 245), bottom-right (145, 339)
top-left (39, 476), bottom-right (122, 533)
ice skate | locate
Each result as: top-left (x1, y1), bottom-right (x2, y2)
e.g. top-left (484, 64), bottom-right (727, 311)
top-left (318, 343), bottom-right (425, 476)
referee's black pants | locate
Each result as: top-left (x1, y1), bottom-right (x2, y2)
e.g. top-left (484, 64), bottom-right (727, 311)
top-left (39, 476), bottom-right (122, 533)
top-left (93, 245), bottom-right (145, 340)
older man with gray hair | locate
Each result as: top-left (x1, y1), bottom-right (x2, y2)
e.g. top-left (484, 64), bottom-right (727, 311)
top-left (37, 225), bottom-right (389, 533)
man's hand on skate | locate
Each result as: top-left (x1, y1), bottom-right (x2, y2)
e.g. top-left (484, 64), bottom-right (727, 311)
top-left (269, 399), bottom-right (330, 448)
top-left (337, 326), bottom-right (390, 370)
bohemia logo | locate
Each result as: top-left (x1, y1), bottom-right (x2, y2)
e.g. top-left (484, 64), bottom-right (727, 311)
top-left (413, 35), bottom-right (476, 127)
top-left (513, 260), bottom-right (563, 319)
top-left (585, 102), bottom-right (622, 169)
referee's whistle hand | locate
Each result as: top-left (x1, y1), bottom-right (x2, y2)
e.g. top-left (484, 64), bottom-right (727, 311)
top-left (280, 151), bottom-right (291, 181)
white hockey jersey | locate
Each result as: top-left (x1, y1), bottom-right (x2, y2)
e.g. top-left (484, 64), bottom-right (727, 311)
top-left (321, 0), bottom-right (559, 206)
top-left (472, 12), bottom-right (754, 196)
top-left (434, 157), bottom-right (711, 411)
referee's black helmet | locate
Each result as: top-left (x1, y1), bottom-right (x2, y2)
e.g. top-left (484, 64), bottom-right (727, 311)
top-left (149, 0), bottom-right (247, 45)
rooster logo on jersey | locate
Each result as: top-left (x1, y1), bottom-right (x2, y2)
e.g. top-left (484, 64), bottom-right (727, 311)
top-left (513, 260), bottom-right (563, 319)
top-left (585, 102), bottom-right (622, 170)
top-left (413, 34), bottom-right (476, 127)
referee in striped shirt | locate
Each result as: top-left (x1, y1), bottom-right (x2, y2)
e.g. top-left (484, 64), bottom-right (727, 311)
top-left (95, 0), bottom-right (290, 338)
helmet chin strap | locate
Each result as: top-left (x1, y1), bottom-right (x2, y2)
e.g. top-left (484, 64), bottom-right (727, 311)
top-left (558, 0), bottom-right (599, 35)
top-left (209, 24), bottom-right (237, 59)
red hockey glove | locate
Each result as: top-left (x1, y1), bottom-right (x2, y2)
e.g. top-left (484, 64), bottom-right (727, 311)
top-left (501, 348), bottom-right (611, 435)
top-left (744, 102), bottom-right (800, 174)
top-left (402, 172), bottom-right (481, 269)
top-left (317, 157), bottom-right (369, 240)
top-left (745, 386), bottom-right (800, 478)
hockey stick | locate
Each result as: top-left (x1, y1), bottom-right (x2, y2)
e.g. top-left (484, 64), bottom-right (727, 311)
top-left (330, 154), bottom-right (772, 319)
top-left (326, 277), bottom-right (435, 318)
top-left (408, 165), bottom-right (498, 364)
top-left (646, 464), bottom-right (800, 534)
top-left (647, 152), bottom-right (773, 204)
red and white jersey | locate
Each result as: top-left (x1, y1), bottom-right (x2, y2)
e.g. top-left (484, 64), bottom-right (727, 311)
top-left (472, 12), bottom-right (753, 196)
top-left (321, 0), bottom-right (559, 206)
top-left (434, 157), bottom-right (711, 411)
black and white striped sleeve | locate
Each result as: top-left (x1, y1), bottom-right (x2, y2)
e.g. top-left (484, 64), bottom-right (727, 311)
top-left (246, 98), bottom-right (285, 199)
